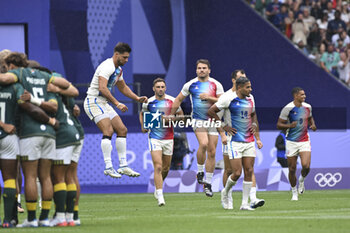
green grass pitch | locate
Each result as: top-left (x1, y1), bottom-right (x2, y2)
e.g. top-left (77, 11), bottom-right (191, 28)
top-left (11, 189), bottom-right (350, 233)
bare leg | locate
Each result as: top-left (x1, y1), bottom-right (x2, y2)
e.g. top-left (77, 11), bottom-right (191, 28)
top-left (287, 156), bottom-right (298, 200)
top-left (151, 150), bottom-right (163, 190)
top-left (205, 134), bottom-right (218, 184)
top-left (287, 156), bottom-right (298, 187)
top-left (194, 130), bottom-right (208, 167)
top-left (161, 155), bottom-right (172, 181)
top-left (222, 155), bottom-right (232, 186)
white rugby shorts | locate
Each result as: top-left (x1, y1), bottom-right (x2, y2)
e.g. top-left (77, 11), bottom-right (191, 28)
top-left (286, 140), bottom-right (311, 157)
top-left (71, 139), bottom-right (84, 163)
top-left (226, 141), bottom-right (256, 159)
top-left (0, 134), bottom-right (19, 160)
top-left (19, 136), bottom-right (56, 161)
top-left (148, 138), bottom-right (173, 156)
top-left (55, 145), bottom-right (75, 165)
top-left (192, 119), bottom-right (219, 136)
top-left (84, 96), bottom-right (118, 124)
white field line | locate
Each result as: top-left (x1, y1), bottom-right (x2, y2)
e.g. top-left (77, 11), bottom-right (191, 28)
top-left (217, 215), bottom-right (350, 220)
top-left (88, 215), bottom-right (350, 221)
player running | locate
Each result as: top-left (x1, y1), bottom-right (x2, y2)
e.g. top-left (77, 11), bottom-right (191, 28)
top-left (277, 87), bottom-right (316, 201)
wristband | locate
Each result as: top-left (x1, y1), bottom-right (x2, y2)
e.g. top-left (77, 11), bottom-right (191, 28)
top-left (30, 94), bottom-right (42, 106)
top-left (221, 122), bottom-right (227, 127)
top-left (117, 103), bottom-right (122, 108)
top-left (252, 123), bottom-right (257, 127)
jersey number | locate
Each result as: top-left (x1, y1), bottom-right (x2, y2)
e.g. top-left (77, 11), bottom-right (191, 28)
top-left (32, 87), bottom-right (45, 101)
top-left (240, 110), bottom-right (248, 119)
top-left (0, 102), bottom-right (5, 122)
top-left (63, 105), bottom-right (74, 126)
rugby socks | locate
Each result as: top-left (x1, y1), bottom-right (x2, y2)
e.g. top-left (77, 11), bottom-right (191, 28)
top-left (26, 200), bottom-right (37, 221)
top-left (299, 175), bottom-right (305, 183)
top-left (206, 173), bottom-right (213, 184)
top-left (116, 137), bottom-right (127, 167)
top-left (66, 184), bottom-right (77, 215)
top-left (3, 179), bottom-right (16, 222)
top-left (156, 189), bottom-right (163, 198)
top-left (223, 176), bottom-right (236, 195)
top-left (73, 205), bottom-right (79, 220)
top-left (250, 187), bottom-right (257, 202)
top-left (12, 195), bottom-right (18, 225)
top-left (39, 200), bottom-right (52, 220)
top-left (242, 181), bottom-right (253, 206)
top-left (197, 164), bottom-right (204, 173)
top-left (54, 183), bottom-right (67, 214)
top-left (101, 136), bottom-right (113, 168)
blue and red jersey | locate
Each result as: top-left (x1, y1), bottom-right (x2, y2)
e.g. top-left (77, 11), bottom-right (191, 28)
top-left (216, 90), bottom-right (255, 143)
top-left (142, 95), bottom-right (180, 140)
top-left (279, 101), bottom-right (312, 142)
top-left (181, 77), bottom-right (224, 120)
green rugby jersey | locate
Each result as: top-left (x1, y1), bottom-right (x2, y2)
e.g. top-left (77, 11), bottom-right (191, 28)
top-left (0, 83), bottom-right (24, 139)
top-left (55, 94), bottom-right (80, 148)
top-left (64, 96), bottom-right (84, 139)
top-left (8, 68), bottom-right (56, 139)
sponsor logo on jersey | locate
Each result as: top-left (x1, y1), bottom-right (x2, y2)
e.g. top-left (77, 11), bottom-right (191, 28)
top-left (26, 77), bottom-right (46, 85)
top-left (0, 93), bottom-right (12, 99)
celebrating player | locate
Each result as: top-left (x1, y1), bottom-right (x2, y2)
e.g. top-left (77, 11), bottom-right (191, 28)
top-left (171, 59), bottom-right (224, 197)
top-left (84, 42), bottom-right (147, 178)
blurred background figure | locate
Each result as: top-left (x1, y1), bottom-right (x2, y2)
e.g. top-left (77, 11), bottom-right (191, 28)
top-left (275, 130), bottom-right (288, 168)
top-left (171, 131), bottom-right (194, 170)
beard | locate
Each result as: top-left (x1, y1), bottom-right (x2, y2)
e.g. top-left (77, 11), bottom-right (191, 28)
top-left (198, 74), bottom-right (208, 80)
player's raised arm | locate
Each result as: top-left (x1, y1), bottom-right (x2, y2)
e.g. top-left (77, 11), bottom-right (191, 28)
top-left (50, 76), bottom-right (71, 90)
top-left (0, 73), bottom-right (17, 84)
top-left (116, 79), bottom-right (147, 103)
top-left (47, 82), bottom-right (79, 97)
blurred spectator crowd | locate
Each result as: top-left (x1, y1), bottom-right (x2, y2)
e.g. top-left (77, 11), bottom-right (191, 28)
top-left (248, 0), bottom-right (350, 87)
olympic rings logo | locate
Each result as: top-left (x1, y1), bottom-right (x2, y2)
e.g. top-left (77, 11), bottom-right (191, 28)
top-left (314, 172), bottom-right (342, 187)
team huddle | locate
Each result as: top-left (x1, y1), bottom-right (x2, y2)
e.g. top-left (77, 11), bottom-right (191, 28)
top-left (0, 42), bottom-right (317, 227)
top-left (0, 52), bottom-right (84, 227)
